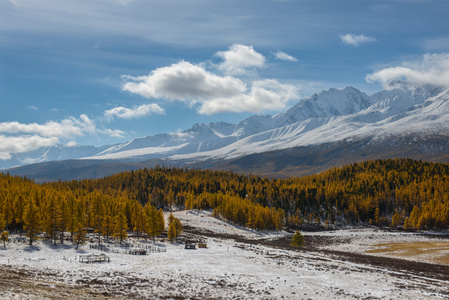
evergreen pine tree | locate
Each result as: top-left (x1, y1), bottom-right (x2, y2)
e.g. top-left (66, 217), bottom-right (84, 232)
top-left (403, 217), bottom-right (410, 230)
top-left (90, 193), bottom-right (104, 246)
top-left (113, 210), bottom-right (128, 245)
top-left (102, 214), bottom-right (114, 242)
top-left (57, 195), bottom-right (69, 244)
top-left (157, 208), bottom-right (165, 236)
top-left (3, 195), bottom-right (14, 230)
top-left (66, 194), bottom-right (77, 242)
top-left (290, 230), bottom-right (305, 247)
top-left (0, 231), bottom-right (9, 248)
top-left (0, 213), bottom-right (6, 231)
top-left (391, 212), bottom-right (401, 228)
top-left (14, 195), bottom-right (25, 236)
top-left (167, 213), bottom-right (182, 243)
top-left (73, 222), bottom-right (87, 250)
top-left (145, 204), bottom-right (159, 241)
top-left (167, 221), bottom-right (176, 243)
top-left (42, 195), bottom-right (57, 244)
top-left (23, 198), bottom-right (41, 246)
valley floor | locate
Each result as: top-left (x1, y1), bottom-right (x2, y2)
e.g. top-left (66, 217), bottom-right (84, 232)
top-left (1, 210), bottom-right (449, 299)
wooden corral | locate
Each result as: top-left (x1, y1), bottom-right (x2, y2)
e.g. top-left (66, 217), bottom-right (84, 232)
top-left (79, 254), bottom-right (110, 263)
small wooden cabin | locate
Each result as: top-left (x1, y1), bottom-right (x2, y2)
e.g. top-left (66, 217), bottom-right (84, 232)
top-left (185, 244), bottom-right (196, 250)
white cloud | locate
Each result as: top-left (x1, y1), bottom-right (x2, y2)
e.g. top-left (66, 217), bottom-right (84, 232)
top-left (122, 61), bottom-right (247, 101)
top-left (216, 44), bottom-right (266, 75)
top-left (104, 103), bottom-right (165, 120)
top-left (340, 34), bottom-right (376, 46)
top-left (0, 135), bottom-right (58, 160)
top-left (103, 128), bottom-right (126, 138)
top-left (274, 50), bottom-right (298, 62)
top-left (198, 79), bottom-right (299, 115)
top-left (0, 115), bottom-right (124, 160)
top-left (0, 114), bottom-right (96, 138)
top-left (366, 53), bottom-right (449, 88)
top-left (122, 45), bottom-right (300, 115)
top-left (169, 130), bottom-right (192, 140)
top-left (65, 141), bottom-right (79, 147)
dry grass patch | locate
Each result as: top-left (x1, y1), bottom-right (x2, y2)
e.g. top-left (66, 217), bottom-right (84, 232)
top-left (367, 241), bottom-right (449, 265)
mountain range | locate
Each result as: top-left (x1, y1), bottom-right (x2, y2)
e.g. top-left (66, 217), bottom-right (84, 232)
top-left (5, 80), bottom-right (449, 182)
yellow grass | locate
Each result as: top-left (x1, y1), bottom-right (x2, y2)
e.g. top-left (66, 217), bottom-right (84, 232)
top-left (366, 241), bottom-right (449, 265)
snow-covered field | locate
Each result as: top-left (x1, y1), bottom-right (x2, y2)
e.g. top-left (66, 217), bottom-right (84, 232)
top-left (304, 227), bottom-right (449, 265)
top-left (1, 210), bottom-right (448, 299)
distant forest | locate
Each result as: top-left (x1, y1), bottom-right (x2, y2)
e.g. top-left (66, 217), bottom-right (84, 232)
top-left (1, 158), bottom-right (449, 244)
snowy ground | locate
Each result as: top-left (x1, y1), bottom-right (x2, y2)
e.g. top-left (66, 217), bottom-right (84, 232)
top-left (1, 210), bottom-right (448, 299)
top-left (304, 227), bottom-right (449, 266)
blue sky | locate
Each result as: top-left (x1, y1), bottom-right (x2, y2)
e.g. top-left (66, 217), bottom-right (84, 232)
top-left (1, 0), bottom-right (449, 160)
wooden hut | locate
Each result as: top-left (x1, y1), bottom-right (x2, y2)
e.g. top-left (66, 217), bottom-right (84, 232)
top-left (184, 244), bottom-right (196, 250)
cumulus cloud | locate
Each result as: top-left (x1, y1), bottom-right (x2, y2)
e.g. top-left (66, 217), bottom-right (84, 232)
top-left (366, 53), bottom-right (449, 88)
top-left (340, 34), bottom-right (376, 46)
top-left (273, 50), bottom-right (298, 62)
top-left (0, 115), bottom-right (124, 160)
top-left (0, 135), bottom-right (58, 160)
top-left (216, 44), bottom-right (266, 75)
top-left (121, 45), bottom-right (300, 115)
top-left (122, 67), bottom-right (299, 115)
top-left (122, 61), bottom-right (247, 101)
top-left (0, 115), bottom-right (91, 138)
top-left (104, 103), bottom-right (165, 120)
top-left (65, 141), bottom-right (79, 147)
top-left (103, 128), bottom-right (126, 138)
top-left (198, 79), bottom-right (299, 115)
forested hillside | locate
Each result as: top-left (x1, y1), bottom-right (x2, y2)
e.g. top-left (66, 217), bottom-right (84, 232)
top-left (1, 158), bottom-right (449, 245)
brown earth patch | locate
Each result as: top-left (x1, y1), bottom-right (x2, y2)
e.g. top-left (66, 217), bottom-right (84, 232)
top-left (367, 241), bottom-right (449, 265)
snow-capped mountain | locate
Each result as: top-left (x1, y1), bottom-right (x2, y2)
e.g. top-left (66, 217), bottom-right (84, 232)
top-left (76, 85), bottom-right (377, 161)
top-left (274, 86), bottom-right (373, 126)
top-left (2, 144), bottom-right (111, 170)
top-left (3, 80), bottom-right (449, 176)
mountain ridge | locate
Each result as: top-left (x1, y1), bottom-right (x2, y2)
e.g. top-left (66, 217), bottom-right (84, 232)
top-left (4, 80), bottom-right (449, 181)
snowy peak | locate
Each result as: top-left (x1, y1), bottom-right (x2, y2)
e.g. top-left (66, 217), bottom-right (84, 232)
top-left (3, 81), bottom-right (449, 171)
top-left (187, 122), bottom-right (236, 138)
top-left (274, 86), bottom-right (373, 125)
top-left (311, 86), bottom-right (373, 116)
top-left (370, 80), bottom-right (443, 115)
top-left (383, 79), bottom-right (441, 95)
top-left (234, 115), bottom-right (275, 138)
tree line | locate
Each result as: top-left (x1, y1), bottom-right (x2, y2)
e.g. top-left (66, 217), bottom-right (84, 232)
top-left (1, 158), bottom-right (449, 246)
top-left (0, 174), bottom-right (172, 246)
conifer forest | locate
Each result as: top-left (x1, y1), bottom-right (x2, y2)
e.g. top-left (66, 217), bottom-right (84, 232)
top-left (2, 158), bottom-right (449, 246)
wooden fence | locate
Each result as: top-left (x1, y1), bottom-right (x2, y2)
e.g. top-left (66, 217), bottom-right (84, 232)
top-left (79, 254), bottom-right (110, 263)
top-left (88, 243), bottom-right (166, 255)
